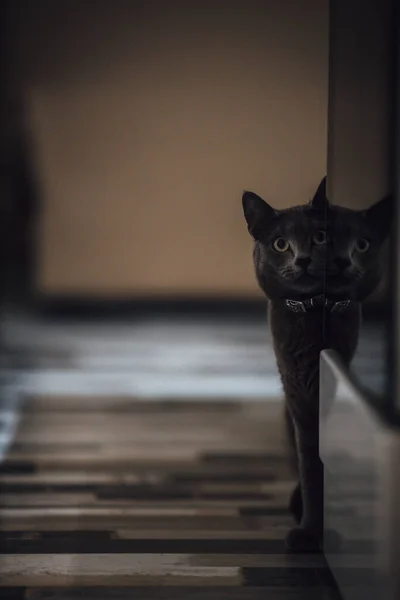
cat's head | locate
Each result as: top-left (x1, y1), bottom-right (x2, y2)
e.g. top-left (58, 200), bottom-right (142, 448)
top-left (242, 177), bottom-right (392, 302)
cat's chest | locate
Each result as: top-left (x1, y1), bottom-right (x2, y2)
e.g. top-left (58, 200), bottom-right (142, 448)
top-left (269, 302), bottom-right (360, 368)
top-left (269, 310), bottom-right (323, 367)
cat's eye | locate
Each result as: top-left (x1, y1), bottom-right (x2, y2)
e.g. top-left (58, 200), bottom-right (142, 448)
top-left (313, 230), bottom-right (326, 245)
top-left (273, 238), bottom-right (290, 253)
top-left (355, 238), bottom-right (370, 253)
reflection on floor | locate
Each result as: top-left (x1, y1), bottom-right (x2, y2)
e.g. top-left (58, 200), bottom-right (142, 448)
top-left (0, 312), bottom-right (385, 398)
top-left (0, 310), bottom-right (383, 598)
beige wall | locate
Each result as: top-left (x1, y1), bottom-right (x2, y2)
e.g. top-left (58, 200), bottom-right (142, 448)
top-left (15, 0), bottom-right (329, 297)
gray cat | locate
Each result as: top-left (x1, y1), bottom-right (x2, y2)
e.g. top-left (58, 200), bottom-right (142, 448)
top-left (242, 177), bottom-right (391, 552)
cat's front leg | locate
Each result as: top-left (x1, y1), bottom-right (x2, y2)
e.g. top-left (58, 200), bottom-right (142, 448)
top-left (285, 422), bottom-right (324, 553)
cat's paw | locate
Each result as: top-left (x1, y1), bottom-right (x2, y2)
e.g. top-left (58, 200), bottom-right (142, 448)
top-left (285, 527), bottom-right (322, 553)
top-left (288, 483), bottom-right (302, 524)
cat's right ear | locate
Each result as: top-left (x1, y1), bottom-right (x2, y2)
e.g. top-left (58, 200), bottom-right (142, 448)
top-left (242, 191), bottom-right (276, 239)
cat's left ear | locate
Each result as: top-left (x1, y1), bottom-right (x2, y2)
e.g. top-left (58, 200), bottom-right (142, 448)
top-left (363, 194), bottom-right (393, 239)
top-left (242, 191), bottom-right (277, 239)
top-left (309, 176), bottom-right (328, 210)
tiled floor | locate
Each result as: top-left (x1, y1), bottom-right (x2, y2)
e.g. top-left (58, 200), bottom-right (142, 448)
top-left (0, 310), bottom-right (384, 598)
top-left (0, 395), bottom-right (340, 599)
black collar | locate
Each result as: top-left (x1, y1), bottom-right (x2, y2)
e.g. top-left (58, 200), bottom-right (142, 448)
top-left (284, 293), bottom-right (353, 314)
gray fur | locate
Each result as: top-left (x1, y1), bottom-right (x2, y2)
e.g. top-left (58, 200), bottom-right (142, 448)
top-left (242, 176), bottom-right (391, 552)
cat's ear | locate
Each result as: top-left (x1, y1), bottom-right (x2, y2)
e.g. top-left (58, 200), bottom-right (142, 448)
top-left (363, 194), bottom-right (393, 239)
top-left (242, 191), bottom-right (276, 239)
top-left (309, 176), bottom-right (328, 210)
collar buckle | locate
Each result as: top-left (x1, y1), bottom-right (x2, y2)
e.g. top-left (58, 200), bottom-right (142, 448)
top-left (285, 299), bottom-right (307, 313)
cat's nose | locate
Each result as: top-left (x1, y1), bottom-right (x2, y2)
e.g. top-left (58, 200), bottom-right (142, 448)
top-left (295, 256), bottom-right (312, 270)
top-left (334, 257), bottom-right (351, 271)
